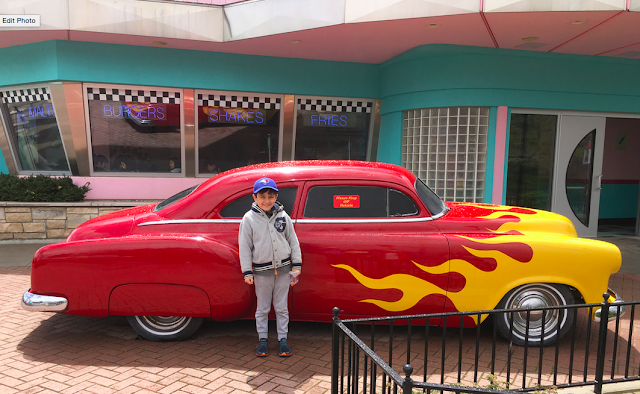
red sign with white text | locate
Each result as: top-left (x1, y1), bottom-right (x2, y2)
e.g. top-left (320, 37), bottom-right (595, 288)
top-left (333, 195), bottom-right (360, 208)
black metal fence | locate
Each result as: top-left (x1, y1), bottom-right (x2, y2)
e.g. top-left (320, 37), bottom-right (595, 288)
top-left (331, 294), bottom-right (638, 394)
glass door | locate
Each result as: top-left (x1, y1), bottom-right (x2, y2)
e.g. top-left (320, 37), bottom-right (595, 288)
top-left (552, 116), bottom-right (605, 237)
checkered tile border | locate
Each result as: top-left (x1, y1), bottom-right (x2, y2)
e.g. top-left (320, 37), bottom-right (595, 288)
top-left (198, 94), bottom-right (281, 110)
top-left (86, 87), bottom-right (181, 104)
top-left (298, 99), bottom-right (373, 113)
top-left (0, 88), bottom-right (50, 104)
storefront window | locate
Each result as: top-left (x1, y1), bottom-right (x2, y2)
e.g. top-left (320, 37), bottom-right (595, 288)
top-left (196, 92), bottom-right (281, 175)
top-left (85, 86), bottom-right (182, 174)
top-left (0, 87), bottom-right (70, 173)
top-left (294, 97), bottom-right (373, 161)
top-left (506, 114), bottom-right (557, 210)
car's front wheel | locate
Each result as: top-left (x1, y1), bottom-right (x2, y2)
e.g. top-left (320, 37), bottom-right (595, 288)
top-left (126, 316), bottom-right (203, 341)
top-left (495, 283), bottom-right (575, 346)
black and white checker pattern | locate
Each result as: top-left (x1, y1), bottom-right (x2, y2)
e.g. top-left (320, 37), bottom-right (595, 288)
top-left (197, 94), bottom-right (281, 110)
top-left (0, 88), bottom-right (50, 104)
top-left (86, 87), bottom-right (181, 104)
top-left (298, 98), bottom-right (373, 113)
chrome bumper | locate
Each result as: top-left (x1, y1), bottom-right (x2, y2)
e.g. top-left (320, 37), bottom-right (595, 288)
top-left (594, 288), bottom-right (626, 322)
top-left (21, 289), bottom-right (68, 312)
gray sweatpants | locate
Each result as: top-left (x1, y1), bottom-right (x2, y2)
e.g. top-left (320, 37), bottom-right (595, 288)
top-left (254, 273), bottom-right (290, 340)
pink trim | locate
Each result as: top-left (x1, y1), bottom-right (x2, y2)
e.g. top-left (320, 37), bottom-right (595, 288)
top-left (480, 11), bottom-right (499, 48)
top-left (548, 11), bottom-right (625, 52)
top-left (71, 177), bottom-right (206, 200)
top-left (492, 106), bottom-right (508, 204)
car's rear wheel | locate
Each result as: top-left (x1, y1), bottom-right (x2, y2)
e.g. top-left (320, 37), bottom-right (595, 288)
top-left (495, 283), bottom-right (574, 346)
top-left (126, 316), bottom-right (203, 341)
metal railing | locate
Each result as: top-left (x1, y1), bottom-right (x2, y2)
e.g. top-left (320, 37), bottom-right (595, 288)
top-left (331, 294), bottom-right (637, 394)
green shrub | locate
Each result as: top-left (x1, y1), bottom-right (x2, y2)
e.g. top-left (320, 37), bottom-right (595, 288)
top-left (0, 174), bottom-right (90, 202)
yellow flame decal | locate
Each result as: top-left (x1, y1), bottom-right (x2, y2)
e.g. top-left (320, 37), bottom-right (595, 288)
top-left (332, 262), bottom-right (448, 312)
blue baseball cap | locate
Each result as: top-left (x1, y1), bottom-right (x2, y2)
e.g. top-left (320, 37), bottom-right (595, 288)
top-left (253, 178), bottom-right (278, 194)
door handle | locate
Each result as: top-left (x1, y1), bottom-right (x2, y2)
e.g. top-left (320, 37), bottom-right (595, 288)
top-left (596, 174), bottom-right (603, 190)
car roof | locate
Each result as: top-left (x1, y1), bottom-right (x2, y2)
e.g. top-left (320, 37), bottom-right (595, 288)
top-left (161, 160), bottom-right (419, 218)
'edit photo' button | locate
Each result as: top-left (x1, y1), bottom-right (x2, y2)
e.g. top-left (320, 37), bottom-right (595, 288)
top-left (1, 15), bottom-right (40, 27)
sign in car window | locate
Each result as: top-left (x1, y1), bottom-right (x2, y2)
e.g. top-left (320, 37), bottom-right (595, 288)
top-left (333, 195), bottom-right (360, 208)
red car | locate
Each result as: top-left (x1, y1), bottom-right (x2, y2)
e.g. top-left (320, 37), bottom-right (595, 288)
top-left (22, 161), bottom-right (623, 345)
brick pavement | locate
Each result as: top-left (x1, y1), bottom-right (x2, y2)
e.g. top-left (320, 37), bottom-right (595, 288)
top-left (2, 267), bottom-right (640, 393)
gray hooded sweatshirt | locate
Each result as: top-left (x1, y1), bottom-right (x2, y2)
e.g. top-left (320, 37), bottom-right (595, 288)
top-left (239, 202), bottom-right (302, 278)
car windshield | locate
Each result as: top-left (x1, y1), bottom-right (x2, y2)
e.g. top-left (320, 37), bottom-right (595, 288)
top-left (153, 185), bottom-right (199, 212)
top-left (415, 178), bottom-right (448, 217)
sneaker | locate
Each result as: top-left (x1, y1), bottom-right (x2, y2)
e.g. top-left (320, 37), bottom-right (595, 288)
top-left (256, 339), bottom-right (268, 357)
top-left (278, 338), bottom-right (291, 357)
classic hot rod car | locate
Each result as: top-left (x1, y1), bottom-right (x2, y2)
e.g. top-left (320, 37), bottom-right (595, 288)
top-left (22, 161), bottom-right (623, 345)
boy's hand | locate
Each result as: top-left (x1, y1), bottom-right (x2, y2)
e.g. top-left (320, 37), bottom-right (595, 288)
top-left (245, 277), bottom-right (254, 285)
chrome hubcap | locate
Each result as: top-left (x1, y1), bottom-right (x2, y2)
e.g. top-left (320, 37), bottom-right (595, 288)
top-left (138, 316), bottom-right (191, 333)
top-left (507, 286), bottom-right (563, 339)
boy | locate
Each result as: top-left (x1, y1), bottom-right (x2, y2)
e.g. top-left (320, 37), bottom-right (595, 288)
top-left (239, 177), bottom-right (302, 357)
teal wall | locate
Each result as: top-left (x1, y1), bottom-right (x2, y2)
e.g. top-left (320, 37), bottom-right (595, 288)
top-left (599, 184), bottom-right (639, 219)
top-left (0, 41), bottom-right (380, 98)
top-left (4, 42), bottom-right (640, 202)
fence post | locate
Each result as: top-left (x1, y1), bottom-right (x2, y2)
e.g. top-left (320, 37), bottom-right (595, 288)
top-left (402, 364), bottom-right (414, 394)
top-left (594, 293), bottom-right (610, 394)
top-left (332, 307), bottom-right (340, 394)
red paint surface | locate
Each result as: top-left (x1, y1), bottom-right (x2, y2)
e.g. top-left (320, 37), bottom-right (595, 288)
top-left (27, 161), bottom-right (583, 327)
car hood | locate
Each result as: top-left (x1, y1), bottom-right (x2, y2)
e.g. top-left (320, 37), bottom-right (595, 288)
top-left (438, 202), bottom-right (578, 237)
top-left (66, 204), bottom-right (156, 242)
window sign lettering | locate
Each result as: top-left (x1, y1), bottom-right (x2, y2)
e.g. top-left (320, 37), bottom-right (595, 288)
top-left (16, 104), bottom-right (56, 122)
top-left (302, 112), bottom-right (357, 128)
top-left (205, 107), bottom-right (266, 124)
top-left (333, 195), bottom-right (360, 208)
top-left (103, 103), bottom-right (166, 120)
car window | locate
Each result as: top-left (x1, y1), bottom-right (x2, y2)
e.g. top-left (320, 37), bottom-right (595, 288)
top-left (415, 178), bottom-right (448, 217)
top-left (389, 189), bottom-right (419, 217)
top-left (220, 187), bottom-right (297, 218)
top-left (303, 186), bottom-right (390, 218)
top-left (153, 185), bottom-right (199, 213)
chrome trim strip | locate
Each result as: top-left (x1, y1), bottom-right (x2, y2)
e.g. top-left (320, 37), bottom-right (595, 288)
top-left (21, 289), bottom-right (68, 312)
top-left (138, 219), bottom-right (242, 226)
top-left (138, 215), bottom-right (441, 226)
top-left (296, 216), bottom-right (434, 224)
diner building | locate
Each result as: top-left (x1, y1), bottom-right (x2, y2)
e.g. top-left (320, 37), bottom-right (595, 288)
top-left (1, 0), bottom-right (640, 237)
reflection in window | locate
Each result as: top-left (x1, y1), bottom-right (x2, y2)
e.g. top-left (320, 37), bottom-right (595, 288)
top-left (566, 130), bottom-right (595, 226)
top-left (197, 93), bottom-right (281, 175)
top-left (506, 114), bottom-right (557, 210)
top-left (86, 87), bottom-right (182, 173)
top-left (294, 98), bottom-right (372, 161)
top-left (0, 88), bottom-right (69, 172)
top-left (220, 187), bottom-right (297, 217)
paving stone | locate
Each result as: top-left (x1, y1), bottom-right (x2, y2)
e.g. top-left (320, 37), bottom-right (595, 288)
top-left (32, 208), bottom-right (66, 220)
